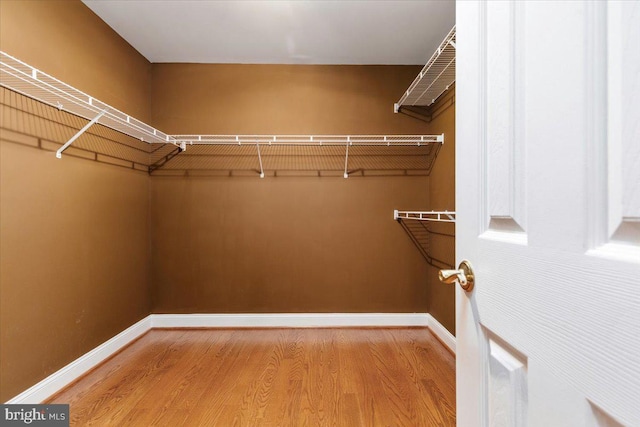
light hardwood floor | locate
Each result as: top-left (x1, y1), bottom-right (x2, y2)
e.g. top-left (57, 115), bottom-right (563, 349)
top-left (48, 328), bottom-right (455, 426)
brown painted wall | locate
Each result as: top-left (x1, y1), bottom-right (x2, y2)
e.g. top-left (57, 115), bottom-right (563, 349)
top-left (151, 64), bottom-right (429, 135)
top-left (423, 89), bottom-right (456, 334)
top-left (150, 65), bottom-right (433, 313)
top-left (151, 176), bottom-right (430, 312)
top-left (0, 0), bottom-right (151, 401)
top-left (0, 0), bottom-right (151, 121)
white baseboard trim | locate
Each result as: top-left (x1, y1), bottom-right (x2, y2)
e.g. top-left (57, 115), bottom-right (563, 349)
top-left (149, 313), bottom-right (430, 328)
top-left (6, 312), bottom-right (455, 404)
top-left (426, 314), bottom-right (456, 353)
top-left (5, 316), bottom-right (151, 404)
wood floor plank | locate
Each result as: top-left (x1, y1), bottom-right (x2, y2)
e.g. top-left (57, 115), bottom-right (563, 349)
top-left (47, 327), bottom-right (455, 426)
top-left (383, 328), bottom-right (456, 426)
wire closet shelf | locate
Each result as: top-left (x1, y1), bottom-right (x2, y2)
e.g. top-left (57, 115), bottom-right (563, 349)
top-left (393, 210), bottom-right (456, 223)
top-left (0, 50), bottom-right (444, 171)
top-left (394, 25), bottom-right (456, 110)
top-left (173, 134), bottom-right (443, 146)
top-left (394, 210), bottom-right (456, 269)
top-left (0, 51), bottom-right (177, 148)
top-left (169, 135), bottom-right (443, 178)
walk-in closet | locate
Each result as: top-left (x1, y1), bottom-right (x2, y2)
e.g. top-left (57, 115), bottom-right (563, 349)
top-left (1, 1), bottom-right (457, 424)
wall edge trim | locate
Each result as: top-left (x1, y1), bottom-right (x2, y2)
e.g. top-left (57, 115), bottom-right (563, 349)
top-left (4, 316), bottom-right (152, 404)
top-left (426, 313), bottom-right (456, 353)
top-left (149, 313), bottom-right (431, 328)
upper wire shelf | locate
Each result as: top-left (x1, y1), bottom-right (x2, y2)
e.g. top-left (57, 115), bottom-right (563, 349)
top-left (0, 51), bottom-right (178, 146)
top-left (174, 134), bottom-right (443, 146)
top-left (395, 25), bottom-right (456, 110)
top-left (0, 50), bottom-right (444, 175)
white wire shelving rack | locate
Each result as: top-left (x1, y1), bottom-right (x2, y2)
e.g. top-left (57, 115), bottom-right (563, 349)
top-left (394, 210), bottom-right (455, 223)
top-left (171, 135), bottom-right (443, 178)
top-left (394, 210), bottom-right (456, 269)
top-left (0, 50), bottom-right (444, 175)
top-left (394, 25), bottom-right (456, 111)
top-left (173, 135), bottom-right (442, 146)
top-left (0, 51), bottom-right (179, 158)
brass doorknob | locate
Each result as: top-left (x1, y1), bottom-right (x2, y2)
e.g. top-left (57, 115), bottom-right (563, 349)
top-left (439, 260), bottom-right (475, 291)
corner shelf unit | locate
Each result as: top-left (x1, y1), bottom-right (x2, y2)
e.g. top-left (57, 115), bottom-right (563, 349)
top-left (394, 210), bottom-right (455, 269)
top-left (394, 25), bottom-right (455, 118)
top-left (0, 50), bottom-right (445, 176)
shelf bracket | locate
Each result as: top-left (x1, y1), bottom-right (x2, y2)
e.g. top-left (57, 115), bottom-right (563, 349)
top-left (256, 142), bottom-right (265, 178)
top-left (56, 109), bottom-right (108, 158)
top-left (396, 218), bottom-right (454, 270)
top-left (344, 137), bottom-right (350, 179)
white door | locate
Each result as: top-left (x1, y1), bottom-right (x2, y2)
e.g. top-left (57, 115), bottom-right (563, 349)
top-left (456, 1), bottom-right (640, 426)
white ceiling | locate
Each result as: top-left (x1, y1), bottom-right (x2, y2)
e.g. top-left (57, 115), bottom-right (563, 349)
top-left (82, 0), bottom-right (455, 65)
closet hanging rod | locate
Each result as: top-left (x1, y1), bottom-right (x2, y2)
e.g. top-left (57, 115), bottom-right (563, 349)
top-left (0, 51), bottom-right (179, 147)
top-left (394, 210), bottom-right (456, 223)
top-left (173, 134), bottom-right (444, 146)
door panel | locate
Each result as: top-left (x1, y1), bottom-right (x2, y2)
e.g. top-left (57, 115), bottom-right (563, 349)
top-left (485, 1), bottom-right (526, 235)
top-left (606, 1), bottom-right (640, 246)
top-left (486, 330), bottom-right (528, 427)
top-left (457, 1), bottom-right (640, 426)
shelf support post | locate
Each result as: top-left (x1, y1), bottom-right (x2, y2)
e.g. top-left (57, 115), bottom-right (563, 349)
top-left (343, 137), bottom-right (350, 179)
top-left (256, 142), bottom-right (265, 178)
top-left (56, 109), bottom-right (108, 158)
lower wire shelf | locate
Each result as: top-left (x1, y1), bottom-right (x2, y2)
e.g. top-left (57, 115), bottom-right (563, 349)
top-left (394, 210), bottom-right (455, 269)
